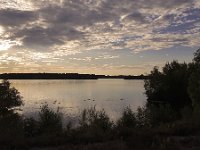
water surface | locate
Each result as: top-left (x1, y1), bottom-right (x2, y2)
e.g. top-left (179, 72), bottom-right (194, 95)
top-left (11, 79), bottom-right (146, 121)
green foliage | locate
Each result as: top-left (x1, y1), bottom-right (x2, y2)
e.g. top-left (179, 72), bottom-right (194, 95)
top-left (135, 106), bottom-right (150, 127)
top-left (188, 49), bottom-right (200, 108)
top-left (24, 117), bottom-right (39, 137)
top-left (143, 48), bottom-right (200, 127)
top-left (0, 113), bottom-right (23, 135)
top-left (38, 104), bottom-right (63, 134)
top-left (180, 106), bottom-right (193, 120)
top-left (191, 102), bottom-right (200, 119)
top-left (188, 69), bottom-right (200, 107)
top-left (0, 113), bottom-right (25, 150)
top-left (144, 66), bottom-right (164, 102)
top-left (193, 48), bottom-right (200, 64)
top-left (147, 104), bottom-right (178, 126)
top-left (117, 106), bottom-right (136, 128)
top-left (75, 107), bottom-right (114, 143)
top-left (79, 106), bottom-right (113, 132)
top-left (0, 80), bottom-right (24, 149)
top-left (117, 105), bottom-right (178, 128)
top-left (0, 79), bottom-right (23, 116)
top-left (145, 61), bottom-right (191, 110)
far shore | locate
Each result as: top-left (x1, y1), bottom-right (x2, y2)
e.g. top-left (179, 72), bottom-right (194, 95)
top-left (0, 73), bottom-right (149, 80)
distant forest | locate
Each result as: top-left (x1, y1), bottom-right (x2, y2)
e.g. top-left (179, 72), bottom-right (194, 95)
top-left (0, 73), bottom-right (148, 80)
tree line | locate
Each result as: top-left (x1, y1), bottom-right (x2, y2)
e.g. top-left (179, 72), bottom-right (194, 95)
top-left (145, 48), bottom-right (200, 117)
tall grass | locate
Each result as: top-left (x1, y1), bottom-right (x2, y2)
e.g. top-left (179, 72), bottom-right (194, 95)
top-left (38, 104), bottom-right (63, 134)
top-left (1, 103), bottom-right (200, 149)
top-left (79, 106), bottom-right (113, 131)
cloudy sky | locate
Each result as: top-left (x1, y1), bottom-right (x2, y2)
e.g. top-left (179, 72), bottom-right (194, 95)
top-left (0, 0), bottom-right (199, 75)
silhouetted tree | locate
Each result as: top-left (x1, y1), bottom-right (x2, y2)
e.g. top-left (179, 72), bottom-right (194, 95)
top-left (193, 48), bottom-right (200, 64)
top-left (145, 61), bottom-right (192, 111)
top-left (144, 66), bottom-right (164, 103)
top-left (0, 79), bottom-right (23, 117)
top-left (188, 49), bottom-right (200, 108)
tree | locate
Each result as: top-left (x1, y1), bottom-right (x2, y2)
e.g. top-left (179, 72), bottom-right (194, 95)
top-left (144, 61), bottom-right (192, 111)
top-left (188, 69), bottom-right (200, 107)
top-left (188, 49), bottom-right (200, 108)
top-left (0, 79), bottom-right (23, 116)
top-left (144, 66), bottom-right (164, 103)
top-left (193, 48), bottom-right (200, 64)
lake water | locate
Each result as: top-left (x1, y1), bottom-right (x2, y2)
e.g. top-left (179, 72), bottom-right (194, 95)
top-left (10, 79), bottom-right (146, 122)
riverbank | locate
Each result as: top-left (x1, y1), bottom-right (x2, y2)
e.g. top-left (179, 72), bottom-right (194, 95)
top-left (1, 105), bottom-right (200, 150)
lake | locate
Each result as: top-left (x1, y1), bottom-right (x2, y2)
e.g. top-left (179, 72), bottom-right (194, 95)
top-left (10, 79), bottom-right (146, 122)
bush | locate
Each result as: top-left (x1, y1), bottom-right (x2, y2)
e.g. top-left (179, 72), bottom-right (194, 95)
top-left (38, 104), bottom-right (63, 134)
top-left (73, 107), bottom-right (114, 143)
top-left (0, 80), bottom-right (24, 148)
top-left (23, 117), bottom-right (39, 137)
top-left (188, 69), bottom-right (200, 108)
top-left (79, 107), bottom-right (113, 132)
top-left (0, 79), bottom-right (23, 116)
top-left (117, 106), bottom-right (136, 128)
top-left (147, 104), bottom-right (179, 126)
top-left (136, 106), bottom-right (152, 128)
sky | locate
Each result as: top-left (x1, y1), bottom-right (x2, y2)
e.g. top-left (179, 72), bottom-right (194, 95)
top-left (0, 0), bottom-right (199, 75)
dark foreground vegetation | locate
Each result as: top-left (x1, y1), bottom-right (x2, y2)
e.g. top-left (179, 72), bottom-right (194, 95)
top-left (0, 49), bottom-right (200, 150)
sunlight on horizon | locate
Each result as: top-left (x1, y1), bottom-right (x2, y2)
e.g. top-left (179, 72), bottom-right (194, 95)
top-left (0, 0), bottom-right (199, 74)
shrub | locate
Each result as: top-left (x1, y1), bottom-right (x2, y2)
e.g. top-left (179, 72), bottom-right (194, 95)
top-left (136, 106), bottom-right (150, 128)
top-left (147, 104), bottom-right (179, 126)
top-left (38, 104), bottom-right (63, 134)
top-left (188, 49), bottom-right (200, 108)
top-left (0, 113), bottom-right (24, 149)
top-left (23, 117), bottom-right (39, 137)
top-left (0, 80), bottom-right (24, 147)
top-left (79, 106), bottom-right (113, 132)
top-left (0, 79), bottom-right (23, 116)
top-left (117, 106), bottom-right (136, 128)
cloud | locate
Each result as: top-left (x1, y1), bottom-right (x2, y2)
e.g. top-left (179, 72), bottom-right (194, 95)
top-left (0, 9), bottom-right (37, 27)
top-left (0, 0), bottom-right (35, 10)
top-left (0, 0), bottom-right (199, 53)
top-left (0, 0), bottom-right (200, 73)
top-left (69, 55), bottom-right (119, 62)
top-left (13, 26), bottom-right (84, 49)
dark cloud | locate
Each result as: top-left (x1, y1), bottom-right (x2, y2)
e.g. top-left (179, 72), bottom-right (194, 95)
top-left (124, 11), bottom-right (148, 23)
top-left (21, 27), bottom-right (64, 49)
top-left (100, 0), bottom-right (191, 12)
top-left (0, 9), bottom-right (37, 26)
top-left (0, 0), bottom-right (199, 52)
top-left (1, 0), bottom-right (115, 50)
top-left (11, 25), bottom-right (84, 50)
top-left (39, 2), bottom-right (114, 26)
top-left (151, 37), bottom-right (189, 43)
top-left (139, 0), bottom-right (191, 8)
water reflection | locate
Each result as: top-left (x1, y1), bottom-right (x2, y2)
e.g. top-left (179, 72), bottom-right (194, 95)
top-left (11, 79), bottom-right (146, 121)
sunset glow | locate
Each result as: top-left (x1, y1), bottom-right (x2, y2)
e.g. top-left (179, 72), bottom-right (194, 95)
top-left (0, 0), bottom-right (199, 75)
